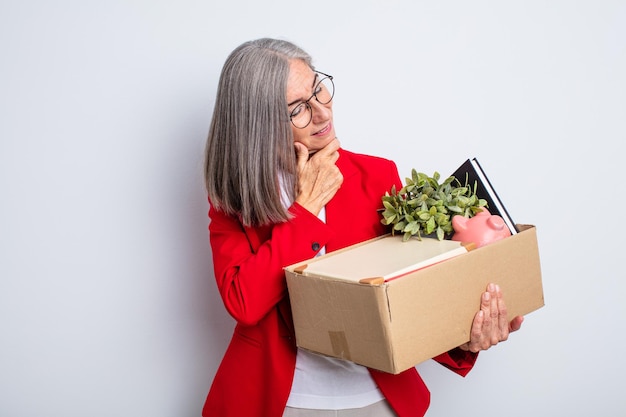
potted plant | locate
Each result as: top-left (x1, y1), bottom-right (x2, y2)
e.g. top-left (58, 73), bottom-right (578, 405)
top-left (381, 170), bottom-right (487, 241)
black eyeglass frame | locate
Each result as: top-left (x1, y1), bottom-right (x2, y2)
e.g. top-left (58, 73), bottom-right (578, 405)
top-left (289, 71), bottom-right (335, 129)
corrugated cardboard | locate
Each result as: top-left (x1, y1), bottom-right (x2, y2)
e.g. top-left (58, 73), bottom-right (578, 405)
top-left (284, 224), bottom-right (544, 374)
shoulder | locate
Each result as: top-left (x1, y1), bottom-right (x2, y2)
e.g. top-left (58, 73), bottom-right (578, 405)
top-left (337, 148), bottom-right (402, 190)
top-left (338, 148), bottom-right (397, 170)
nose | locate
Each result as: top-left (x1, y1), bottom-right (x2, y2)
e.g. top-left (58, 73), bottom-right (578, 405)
top-left (309, 99), bottom-right (332, 124)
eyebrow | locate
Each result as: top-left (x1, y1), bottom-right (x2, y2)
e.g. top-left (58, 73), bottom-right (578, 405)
top-left (287, 73), bottom-right (320, 107)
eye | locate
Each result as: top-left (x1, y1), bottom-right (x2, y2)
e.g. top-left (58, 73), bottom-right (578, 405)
top-left (290, 103), bottom-right (306, 118)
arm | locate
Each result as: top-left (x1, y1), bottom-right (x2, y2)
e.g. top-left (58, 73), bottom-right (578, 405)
top-left (209, 203), bottom-right (333, 326)
top-left (209, 140), bottom-right (344, 326)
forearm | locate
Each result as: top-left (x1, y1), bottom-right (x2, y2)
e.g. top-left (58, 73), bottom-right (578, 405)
top-left (210, 203), bottom-right (334, 326)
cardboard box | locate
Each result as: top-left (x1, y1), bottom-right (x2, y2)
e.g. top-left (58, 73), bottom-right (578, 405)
top-left (284, 225), bottom-right (544, 374)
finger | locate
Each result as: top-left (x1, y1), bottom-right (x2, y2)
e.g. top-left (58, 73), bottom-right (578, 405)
top-left (470, 289), bottom-right (489, 351)
top-left (495, 284), bottom-right (510, 341)
top-left (294, 142), bottom-right (309, 170)
top-left (509, 315), bottom-right (524, 332)
top-left (481, 289), bottom-right (494, 340)
top-left (485, 284), bottom-right (501, 346)
top-left (468, 310), bottom-right (485, 353)
top-left (480, 287), bottom-right (492, 312)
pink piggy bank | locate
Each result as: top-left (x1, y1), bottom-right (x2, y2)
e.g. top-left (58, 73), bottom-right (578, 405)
top-left (451, 208), bottom-right (511, 248)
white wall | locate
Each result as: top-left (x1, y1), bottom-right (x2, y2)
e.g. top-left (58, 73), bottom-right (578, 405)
top-left (1, 1), bottom-right (624, 416)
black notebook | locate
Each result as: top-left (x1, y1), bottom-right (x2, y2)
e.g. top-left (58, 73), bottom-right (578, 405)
top-left (451, 158), bottom-right (518, 235)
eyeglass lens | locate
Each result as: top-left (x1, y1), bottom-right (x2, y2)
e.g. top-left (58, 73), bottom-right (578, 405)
top-left (290, 76), bottom-right (334, 129)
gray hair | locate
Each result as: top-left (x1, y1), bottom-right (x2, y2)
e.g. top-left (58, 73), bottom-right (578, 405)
top-left (204, 38), bottom-right (314, 227)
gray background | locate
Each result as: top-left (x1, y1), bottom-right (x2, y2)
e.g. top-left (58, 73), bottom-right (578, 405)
top-left (2, 1), bottom-right (625, 416)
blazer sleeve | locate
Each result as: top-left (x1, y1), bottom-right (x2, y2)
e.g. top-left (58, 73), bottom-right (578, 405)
top-left (208, 203), bottom-right (335, 327)
top-left (432, 348), bottom-right (478, 377)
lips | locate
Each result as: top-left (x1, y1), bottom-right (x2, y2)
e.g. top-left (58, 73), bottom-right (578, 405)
top-left (313, 122), bottom-right (332, 136)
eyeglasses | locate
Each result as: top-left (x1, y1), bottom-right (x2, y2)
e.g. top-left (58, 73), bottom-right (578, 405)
top-left (289, 71), bottom-right (335, 129)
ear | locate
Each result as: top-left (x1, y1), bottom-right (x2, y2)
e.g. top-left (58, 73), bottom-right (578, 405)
top-left (452, 215), bottom-right (468, 231)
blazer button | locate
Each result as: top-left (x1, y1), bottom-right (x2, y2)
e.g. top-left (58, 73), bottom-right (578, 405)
top-left (311, 242), bottom-right (321, 251)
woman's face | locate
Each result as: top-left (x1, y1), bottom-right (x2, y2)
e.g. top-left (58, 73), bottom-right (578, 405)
top-left (286, 59), bottom-right (336, 154)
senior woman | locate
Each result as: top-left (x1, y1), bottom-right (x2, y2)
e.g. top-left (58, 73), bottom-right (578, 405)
top-left (202, 38), bottom-right (523, 417)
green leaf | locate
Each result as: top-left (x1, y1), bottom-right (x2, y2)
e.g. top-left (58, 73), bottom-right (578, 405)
top-left (405, 221), bottom-right (420, 234)
top-left (442, 176), bottom-right (455, 186)
top-left (382, 200), bottom-right (396, 210)
top-left (407, 197), bottom-right (421, 206)
top-left (381, 214), bottom-right (396, 225)
top-left (426, 216), bottom-right (436, 234)
top-left (418, 212), bottom-right (431, 220)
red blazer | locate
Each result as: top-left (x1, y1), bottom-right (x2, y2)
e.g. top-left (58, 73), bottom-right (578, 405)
top-left (202, 149), bottom-right (477, 417)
